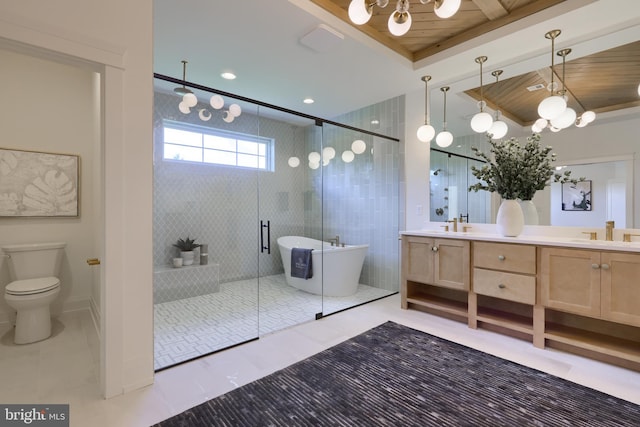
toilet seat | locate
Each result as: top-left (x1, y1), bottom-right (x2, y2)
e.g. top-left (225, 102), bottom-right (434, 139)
top-left (5, 277), bottom-right (60, 296)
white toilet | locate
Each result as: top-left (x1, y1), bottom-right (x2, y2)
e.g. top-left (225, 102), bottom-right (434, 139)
top-left (2, 242), bottom-right (66, 344)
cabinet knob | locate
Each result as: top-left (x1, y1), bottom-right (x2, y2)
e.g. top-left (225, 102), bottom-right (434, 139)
top-left (498, 255), bottom-right (505, 261)
top-left (498, 284), bottom-right (506, 289)
top-left (601, 263), bottom-right (610, 270)
top-left (432, 246), bottom-right (438, 253)
top-left (591, 263), bottom-right (600, 269)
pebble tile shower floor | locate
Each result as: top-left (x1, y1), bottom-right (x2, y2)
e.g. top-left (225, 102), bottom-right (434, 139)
top-left (154, 274), bottom-right (395, 370)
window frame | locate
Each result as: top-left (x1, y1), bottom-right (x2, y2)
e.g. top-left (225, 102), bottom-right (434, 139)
top-left (162, 120), bottom-right (274, 171)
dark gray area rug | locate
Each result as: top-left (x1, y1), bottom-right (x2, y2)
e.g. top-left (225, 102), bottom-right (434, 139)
top-left (153, 321), bottom-right (640, 426)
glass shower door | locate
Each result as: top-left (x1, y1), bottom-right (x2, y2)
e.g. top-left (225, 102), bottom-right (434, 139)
top-left (152, 86), bottom-right (260, 370)
top-left (256, 106), bottom-right (323, 335)
top-left (320, 124), bottom-right (399, 317)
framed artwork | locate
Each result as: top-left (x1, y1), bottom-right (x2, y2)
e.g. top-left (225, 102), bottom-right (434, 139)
top-left (562, 180), bottom-right (592, 211)
top-left (0, 148), bottom-right (79, 217)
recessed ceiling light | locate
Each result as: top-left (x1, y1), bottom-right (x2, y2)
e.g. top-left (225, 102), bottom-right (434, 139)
top-left (303, 98), bottom-right (314, 104)
top-left (221, 72), bottom-right (236, 80)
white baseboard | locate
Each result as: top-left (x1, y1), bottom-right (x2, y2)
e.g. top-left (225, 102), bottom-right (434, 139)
top-left (0, 297), bottom-right (97, 330)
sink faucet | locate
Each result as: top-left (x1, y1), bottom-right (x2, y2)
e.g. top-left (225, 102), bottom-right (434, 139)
top-left (446, 218), bottom-right (458, 232)
top-left (605, 221), bottom-right (615, 241)
top-left (327, 235), bottom-right (340, 246)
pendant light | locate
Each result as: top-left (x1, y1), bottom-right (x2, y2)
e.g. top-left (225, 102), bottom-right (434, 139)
top-left (347, 0), bottom-right (460, 35)
top-left (435, 86), bottom-right (453, 148)
top-left (173, 60), bottom-right (192, 96)
top-left (174, 60), bottom-right (197, 114)
top-left (550, 48), bottom-right (576, 130)
top-left (348, 0), bottom-right (389, 25)
top-left (470, 56), bottom-right (493, 133)
top-left (537, 30), bottom-right (567, 120)
top-left (487, 70), bottom-right (508, 139)
top-left (433, 0), bottom-right (461, 18)
top-left (417, 75), bottom-right (436, 142)
top-left (388, 0), bottom-right (411, 36)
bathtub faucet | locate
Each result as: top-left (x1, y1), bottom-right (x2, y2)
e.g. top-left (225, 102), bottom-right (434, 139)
top-left (327, 235), bottom-right (340, 246)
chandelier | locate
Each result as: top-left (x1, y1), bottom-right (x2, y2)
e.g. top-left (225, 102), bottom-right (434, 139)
top-left (173, 60), bottom-right (242, 123)
top-left (348, 0), bottom-right (461, 36)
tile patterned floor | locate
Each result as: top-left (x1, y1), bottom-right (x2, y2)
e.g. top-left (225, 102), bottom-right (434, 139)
top-left (2, 294), bottom-right (640, 427)
top-left (154, 274), bottom-right (395, 370)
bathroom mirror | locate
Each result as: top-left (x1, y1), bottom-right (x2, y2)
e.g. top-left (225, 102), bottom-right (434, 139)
top-left (430, 148), bottom-right (634, 228)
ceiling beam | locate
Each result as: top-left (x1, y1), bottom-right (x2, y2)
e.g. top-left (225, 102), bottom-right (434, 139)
top-left (472, 0), bottom-right (508, 20)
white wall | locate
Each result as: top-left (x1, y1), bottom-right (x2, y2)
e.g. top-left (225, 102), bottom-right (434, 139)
top-left (0, 0), bottom-right (153, 398)
top-left (404, 88), bottom-right (430, 230)
top-left (542, 116), bottom-right (640, 227)
top-left (0, 49), bottom-right (98, 321)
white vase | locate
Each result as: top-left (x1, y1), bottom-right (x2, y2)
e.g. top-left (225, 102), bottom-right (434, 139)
top-left (180, 250), bottom-right (195, 266)
top-left (519, 200), bottom-right (539, 225)
top-left (496, 199), bottom-right (524, 237)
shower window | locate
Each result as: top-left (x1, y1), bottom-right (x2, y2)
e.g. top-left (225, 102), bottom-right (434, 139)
top-left (163, 120), bottom-right (274, 171)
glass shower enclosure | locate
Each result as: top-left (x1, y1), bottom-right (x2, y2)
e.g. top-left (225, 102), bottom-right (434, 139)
top-left (152, 75), bottom-right (399, 371)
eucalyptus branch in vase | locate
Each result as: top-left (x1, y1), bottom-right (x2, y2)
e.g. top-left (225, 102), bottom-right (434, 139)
top-left (468, 133), bottom-right (584, 201)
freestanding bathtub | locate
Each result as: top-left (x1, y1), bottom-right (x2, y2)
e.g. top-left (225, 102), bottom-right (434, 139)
top-left (277, 236), bottom-right (368, 297)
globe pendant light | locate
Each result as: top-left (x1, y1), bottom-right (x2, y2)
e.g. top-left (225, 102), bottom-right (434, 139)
top-left (348, 0), bottom-right (390, 25)
top-left (532, 118), bottom-right (548, 133)
top-left (416, 75), bottom-right (436, 142)
top-left (576, 110), bottom-right (596, 127)
top-left (436, 86), bottom-right (453, 148)
top-left (537, 30), bottom-right (567, 120)
top-left (388, 0), bottom-right (411, 36)
top-left (487, 70), bottom-right (508, 139)
top-left (433, 0), bottom-right (461, 19)
top-left (550, 48), bottom-right (576, 130)
top-left (470, 56), bottom-right (493, 133)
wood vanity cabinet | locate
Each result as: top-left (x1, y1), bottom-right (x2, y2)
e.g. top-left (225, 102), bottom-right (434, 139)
top-left (401, 235), bottom-right (469, 316)
top-left (401, 234), bottom-right (640, 370)
top-left (541, 247), bottom-right (640, 327)
top-left (403, 235), bottom-right (469, 291)
top-left (472, 242), bottom-right (536, 305)
top-left (470, 242), bottom-right (537, 338)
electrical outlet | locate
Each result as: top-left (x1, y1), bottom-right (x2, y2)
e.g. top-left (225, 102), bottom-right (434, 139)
top-left (416, 205), bottom-right (423, 216)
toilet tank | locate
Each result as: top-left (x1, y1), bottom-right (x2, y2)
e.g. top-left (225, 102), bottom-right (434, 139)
top-left (2, 242), bottom-right (66, 281)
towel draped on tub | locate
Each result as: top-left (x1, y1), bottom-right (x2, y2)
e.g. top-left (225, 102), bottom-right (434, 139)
top-left (291, 248), bottom-right (313, 279)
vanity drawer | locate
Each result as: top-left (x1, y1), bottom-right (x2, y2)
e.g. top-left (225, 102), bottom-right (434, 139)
top-left (473, 268), bottom-right (536, 304)
top-left (473, 242), bottom-right (536, 274)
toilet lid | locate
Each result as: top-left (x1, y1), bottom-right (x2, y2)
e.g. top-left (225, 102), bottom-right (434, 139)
top-left (6, 277), bottom-right (60, 295)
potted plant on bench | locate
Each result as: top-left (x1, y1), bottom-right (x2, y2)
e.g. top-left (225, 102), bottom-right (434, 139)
top-left (173, 237), bottom-right (200, 266)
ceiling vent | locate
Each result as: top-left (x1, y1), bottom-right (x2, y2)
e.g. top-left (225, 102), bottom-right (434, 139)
top-left (527, 83), bottom-right (546, 92)
top-left (300, 24), bottom-right (344, 53)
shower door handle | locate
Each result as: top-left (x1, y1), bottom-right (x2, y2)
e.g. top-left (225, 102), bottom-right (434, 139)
top-left (260, 220), bottom-right (271, 254)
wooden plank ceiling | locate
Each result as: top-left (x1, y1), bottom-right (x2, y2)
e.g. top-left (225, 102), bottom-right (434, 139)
top-left (466, 41), bottom-right (640, 125)
top-left (310, 0), bottom-right (640, 124)
top-left (309, 0), bottom-right (566, 62)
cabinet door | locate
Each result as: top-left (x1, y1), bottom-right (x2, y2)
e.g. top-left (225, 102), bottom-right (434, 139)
top-left (601, 252), bottom-right (640, 327)
top-left (433, 239), bottom-right (469, 291)
top-left (403, 236), bottom-right (435, 283)
top-left (540, 247), bottom-right (601, 318)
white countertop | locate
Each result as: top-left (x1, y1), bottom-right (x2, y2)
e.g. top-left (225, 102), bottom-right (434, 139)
top-left (402, 224), bottom-right (640, 253)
